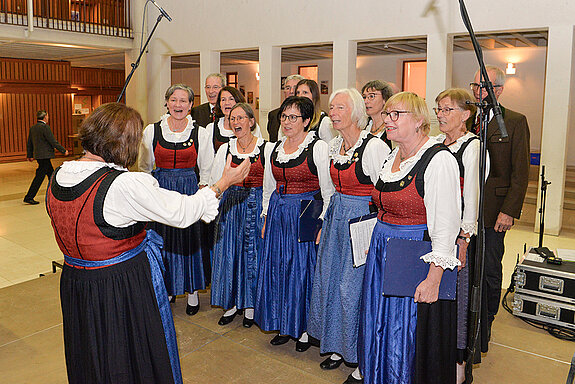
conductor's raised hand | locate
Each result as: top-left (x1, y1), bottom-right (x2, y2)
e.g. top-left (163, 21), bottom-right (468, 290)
top-left (217, 155), bottom-right (251, 191)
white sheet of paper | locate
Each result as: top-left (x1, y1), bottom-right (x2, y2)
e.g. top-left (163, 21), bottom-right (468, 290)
top-left (349, 216), bottom-right (377, 267)
top-left (524, 252), bottom-right (545, 263)
top-left (556, 249), bottom-right (575, 262)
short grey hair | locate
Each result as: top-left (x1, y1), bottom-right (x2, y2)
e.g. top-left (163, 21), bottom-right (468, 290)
top-left (206, 73), bottom-right (226, 87)
top-left (285, 74), bottom-right (305, 83)
top-left (164, 84), bottom-right (194, 103)
top-left (329, 88), bottom-right (369, 130)
top-left (475, 65), bottom-right (506, 86)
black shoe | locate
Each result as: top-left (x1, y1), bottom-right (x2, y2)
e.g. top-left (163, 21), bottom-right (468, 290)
top-left (186, 303), bottom-right (199, 316)
top-left (320, 356), bottom-right (343, 370)
top-left (243, 317), bottom-right (254, 328)
top-left (343, 373), bottom-right (363, 384)
top-left (218, 311), bottom-right (237, 325)
top-left (24, 198), bottom-right (39, 205)
top-left (295, 340), bottom-right (311, 352)
top-left (169, 296), bottom-right (176, 303)
top-left (270, 334), bottom-right (290, 345)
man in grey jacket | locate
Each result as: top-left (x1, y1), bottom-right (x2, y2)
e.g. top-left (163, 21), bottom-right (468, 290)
top-left (24, 110), bottom-right (68, 205)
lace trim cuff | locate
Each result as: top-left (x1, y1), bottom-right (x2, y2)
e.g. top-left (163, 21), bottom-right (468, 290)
top-left (460, 222), bottom-right (477, 236)
top-left (329, 130), bottom-right (369, 164)
top-left (275, 131), bottom-right (316, 163)
top-left (420, 250), bottom-right (461, 270)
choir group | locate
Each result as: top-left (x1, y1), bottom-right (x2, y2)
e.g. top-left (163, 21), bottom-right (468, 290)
top-left (46, 65), bottom-right (530, 384)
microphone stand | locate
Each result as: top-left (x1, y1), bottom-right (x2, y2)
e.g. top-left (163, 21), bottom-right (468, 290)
top-left (117, 13), bottom-right (166, 102)
top-left (534, 165), bottom-right (552, 255)
top-left (457, 1), bottom-right (508, 382)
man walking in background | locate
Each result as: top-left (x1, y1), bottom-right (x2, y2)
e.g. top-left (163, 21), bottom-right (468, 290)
top-left (24, 110), bottom-right (68, 205)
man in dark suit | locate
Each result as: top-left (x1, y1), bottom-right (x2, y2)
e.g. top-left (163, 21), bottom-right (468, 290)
top-left (191, 73), bottom-right (225, 127)
top-left (266, 74), bottom-right (305, 141)
top-left (470, 65), bottom-right (530, 339)
top-left (24, 110), bottom-right (68, 204)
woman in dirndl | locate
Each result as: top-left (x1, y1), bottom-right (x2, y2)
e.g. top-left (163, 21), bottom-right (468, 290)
top-left (358, 92), bottom-right (462, 384)
top-left (254, 96), bottom-right (335, 351)
top-left (210, 103), bottom-right (274, 327)
top-left (434, 88), bottom-right (488, 383)
top-left (47, 102), bottom-right (249, 384)
top-left (138, 84), bottom-right (214, 315)
top-left (307, 88), bottom-right (389, 384)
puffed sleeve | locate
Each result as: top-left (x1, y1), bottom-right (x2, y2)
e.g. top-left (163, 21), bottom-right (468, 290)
top-left (318, 116), bottom-right (336, 142)
top-left (313, 140), bottom-right (335, 219)
top-left (105, 172), bottom-right (220, 227)
top-left (209, 142), bottom-right (228, 185)
top-left (420, 150), bottom-right (462, 270)
top-left (261, 142), bottom-right (277, 217)
top-left (197, 126), bottom-right (215, 185)
top-left (253, 123), bottom-right (263, 138)
top-left (362, 138), bottom-right (391, 184)
top-left (138, 123), bottom-right (156, 173)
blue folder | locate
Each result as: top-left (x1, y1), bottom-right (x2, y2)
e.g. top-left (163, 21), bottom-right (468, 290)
top-left (298, 199), bottom-right (323, 242)
top-left (383, 238), bottom-right (457, 300)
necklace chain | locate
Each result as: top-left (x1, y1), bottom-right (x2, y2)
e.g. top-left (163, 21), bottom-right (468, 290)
top-left (238, 135), bottom-right (255, 152)
top-left (399, 136), bottom-right (426, 161)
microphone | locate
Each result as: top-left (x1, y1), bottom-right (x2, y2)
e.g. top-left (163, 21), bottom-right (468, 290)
top-left (150, 0), bottom-right (172, 22)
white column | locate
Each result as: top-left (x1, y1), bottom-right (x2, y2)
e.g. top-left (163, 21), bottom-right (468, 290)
top-left (199, 50), bottom-right (221, 104)
top-left (425, 33), bottom-right (453, 134)
top-left (146, 46), bottom-right (171, 123)
top-left (538, 25), bottom-right (575, 235)
top-left (258, 45), bottom-right (281, 139)
top-left (332, 39), bottom-right (357, 91)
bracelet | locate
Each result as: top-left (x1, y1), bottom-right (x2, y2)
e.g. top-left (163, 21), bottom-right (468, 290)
top-left (211, 183), bottom-right (222, 198)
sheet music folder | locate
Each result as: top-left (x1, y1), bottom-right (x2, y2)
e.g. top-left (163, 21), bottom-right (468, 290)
top-left (298, 199), bottom-right (323, 242)
top-left (383, 238), bottom-right (457, 300)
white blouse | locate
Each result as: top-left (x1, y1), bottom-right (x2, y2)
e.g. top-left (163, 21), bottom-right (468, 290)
top-left (434, 132), bottom-right (491, 235)
top-left (138, 114), bottom-right (214, 185)
top-left (328, 129), bottom-right (390, 184)
top-left (55, 160), bottom-right (220, 228)
top-left (262, 131), bottom-right (335, 219)
top-left (205, 117), bottom-right (263, 146)
top-left (209, 137), bottom-right (274, 184)
top-left (378, 137), bottom-right (461, 270)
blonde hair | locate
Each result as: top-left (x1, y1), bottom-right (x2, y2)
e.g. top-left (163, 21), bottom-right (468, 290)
top-left (384, 92), bottom-right (430, 134)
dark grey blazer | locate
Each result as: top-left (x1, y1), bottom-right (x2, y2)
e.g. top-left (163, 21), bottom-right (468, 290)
top-left (26, 121), bottom-right (67, 160)
top-left (470, 106), bottom-right (531, 227)
top-left (266, 107), bottom-right (281, 142)
top-left (191, 102), bottom-right (213, 128)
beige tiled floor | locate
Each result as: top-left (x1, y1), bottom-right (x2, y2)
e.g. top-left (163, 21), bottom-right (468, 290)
top-left (1, 159), bottom-right (574, 383)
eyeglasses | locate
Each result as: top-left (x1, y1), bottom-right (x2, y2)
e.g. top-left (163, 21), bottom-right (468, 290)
top-left (469, 82), bottom-right (502, 91)
top-left (433, 107), bottom-right (461, 115)
top-left (280, 114), bottom-right (302, 122)
top-left (229, 115), bottom-right (249, 123)
top-left (381, 110), bottom-right (411, 121)
top-left (283, 85), bottom-right (296, 91)
top-left (362, 93), bottom-right (379, 101)
top-left (205, 85), bottom-right (222, 91)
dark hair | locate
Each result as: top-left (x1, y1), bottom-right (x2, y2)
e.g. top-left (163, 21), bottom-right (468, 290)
top-left (79, 103), bottom-right (143, 168)
top-left (278, 96), bottom-right (314, 131)
top-left (295, 79), bottom-right (321, 128)
top-left (361, 80), bottom-right (394, 103)
top-left (214, 86), bottom-right (245, 118)
top-left (230, 103), bottom-right (257, 131)
top-left (37, 110), bottom-right (47, 120)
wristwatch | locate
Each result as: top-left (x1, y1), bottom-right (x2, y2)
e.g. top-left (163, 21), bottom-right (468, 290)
top-left (457, 235), bottom-right (470, 243)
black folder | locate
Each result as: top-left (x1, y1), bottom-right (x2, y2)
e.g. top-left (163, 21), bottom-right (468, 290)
top-left (383, 238), bottom-right (457, 300)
